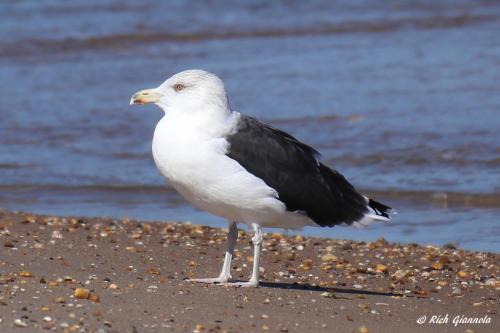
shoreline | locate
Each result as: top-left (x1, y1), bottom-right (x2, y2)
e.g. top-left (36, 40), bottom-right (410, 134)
top-left (0, 209), bottom-right (498, 332)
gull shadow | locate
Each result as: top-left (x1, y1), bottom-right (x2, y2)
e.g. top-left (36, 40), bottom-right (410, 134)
top-left (259, 281), bottom-right (403, 297)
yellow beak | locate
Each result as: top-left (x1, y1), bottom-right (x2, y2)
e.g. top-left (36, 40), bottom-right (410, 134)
top-left (130, 89), bottom-right (163, 105)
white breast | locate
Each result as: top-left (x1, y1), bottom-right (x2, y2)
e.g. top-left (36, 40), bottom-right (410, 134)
top-left (152, 114), bottom-right (315, 229)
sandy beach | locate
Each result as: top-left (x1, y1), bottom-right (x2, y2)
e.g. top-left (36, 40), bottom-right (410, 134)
top-left (0, 209), bottom-right (497, 332)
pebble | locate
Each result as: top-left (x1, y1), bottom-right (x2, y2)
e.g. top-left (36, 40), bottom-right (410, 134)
top-left (147, 285), bottom-right (158, 293)
top-left (437, 280), bottom-right (449, 287)
top-left (321, 254), bottom-right (338, 262)
top-left (484, 278), bottom-right (497, 286)
top-left (148, 268), bottom-right (161, 275)
top-left (359, 326), bottom-right (369, 333)
top-left (19, 271), bottom-right (33, 277)
top-left (14, 318), bottom-right (27, 327)
top-left (74, 288), bottom-right (90, 299)
top-left (294, 235), bottom-right (304, 242)
top-left (88, 294), bottom-right (100, 302)
top-left (51, 230), bottom-right (63, 239)
top-left (391, 269), bottom-right (408, 281)
top-left (54, 297), bottom-right (66, 303)
top-left (320, 292), bottom-right (335, 298)
top-left (194, 323), bottom-right (205, 332)
top-left (431, 262), bottom-right (444, 270)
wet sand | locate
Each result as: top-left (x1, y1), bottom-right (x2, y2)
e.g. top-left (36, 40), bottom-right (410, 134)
top-left (0, 209), bottom-right (498, 332)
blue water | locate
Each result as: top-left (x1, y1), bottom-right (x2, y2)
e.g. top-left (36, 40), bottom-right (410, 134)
top-left (1, 1), bottom-right (499, 252)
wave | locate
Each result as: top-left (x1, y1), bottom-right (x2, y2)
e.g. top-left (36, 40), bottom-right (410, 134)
top-left (0, 184), bottom-right (177, 195)
top-left (0, 13), bottom-right (496, 58)
top-left (323, 152), bottom-right (500, 168)
top-left (364, 189), bottom-right (500, 209)
top-left (268, 114), bottom-right (343, 125)
top-left (0, 184), bottom-right (498, 209)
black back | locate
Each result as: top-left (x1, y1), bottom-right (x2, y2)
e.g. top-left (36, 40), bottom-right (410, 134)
top-left (225, 116), bottom-right (369, 227)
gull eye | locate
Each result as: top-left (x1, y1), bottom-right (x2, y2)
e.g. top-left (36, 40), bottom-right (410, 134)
top-left (174, 83), bottom-right (186, 92)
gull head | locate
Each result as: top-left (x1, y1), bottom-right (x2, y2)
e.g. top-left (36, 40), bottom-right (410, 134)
top-left (130, 69), bottom-right (229, 115)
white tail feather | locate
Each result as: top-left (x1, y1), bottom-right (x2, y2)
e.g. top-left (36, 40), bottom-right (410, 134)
top-left (351, 205), bottom-right (392, 229)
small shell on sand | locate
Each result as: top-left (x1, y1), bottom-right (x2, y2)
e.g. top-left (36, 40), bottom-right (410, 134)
top-left (74, 288), bottom-right (90, 299)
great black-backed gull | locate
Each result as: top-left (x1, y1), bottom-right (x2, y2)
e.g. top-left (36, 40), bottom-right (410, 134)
top-left (130, 69), bottom-right (393, 287)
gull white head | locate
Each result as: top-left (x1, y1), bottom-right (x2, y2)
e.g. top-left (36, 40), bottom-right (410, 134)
top-left (130, 69), bottom-right (230, 117)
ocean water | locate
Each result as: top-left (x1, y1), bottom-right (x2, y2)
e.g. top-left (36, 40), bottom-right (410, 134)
top-left (1, 0), bottom-right (499, 252)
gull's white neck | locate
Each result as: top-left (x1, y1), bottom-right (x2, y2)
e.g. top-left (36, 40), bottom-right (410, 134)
top-left (158, 106), bottom-right (237, 141)
top-left (151, 102), bottom-right (240, 195)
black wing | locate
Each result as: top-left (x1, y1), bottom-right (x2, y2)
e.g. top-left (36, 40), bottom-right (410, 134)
top-left (225, 116), bottom-right (371, 227)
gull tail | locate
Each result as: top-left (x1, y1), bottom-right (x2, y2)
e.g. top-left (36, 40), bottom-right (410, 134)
top-left (368, 198), bottom-right (393, 220)
top-left (352, 197), bottom-right (395, 228)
